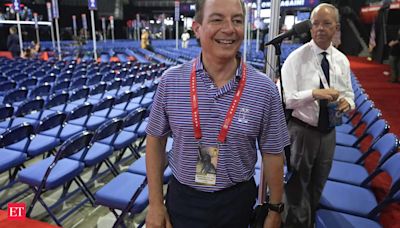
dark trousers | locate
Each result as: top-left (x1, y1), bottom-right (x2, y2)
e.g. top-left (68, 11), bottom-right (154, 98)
top-left (166, 176), bottom-right (257, 228)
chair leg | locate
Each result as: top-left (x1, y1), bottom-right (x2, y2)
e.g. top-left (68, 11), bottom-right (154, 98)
top-left (26, 186), bottom-right (42, 217)
top-left (75, 177), bottom-right (95, 206)
top-left (104, 158), bottom-right (119, 176)
top-left (36, 193), bottom-right (63, 227)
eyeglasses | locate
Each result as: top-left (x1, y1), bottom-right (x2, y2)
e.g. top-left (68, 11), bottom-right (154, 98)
top-left (311, 22), bottom-right (335, 29)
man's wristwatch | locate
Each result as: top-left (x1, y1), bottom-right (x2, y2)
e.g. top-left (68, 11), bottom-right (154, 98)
top-left (268, 202), bottom-right (284, 213)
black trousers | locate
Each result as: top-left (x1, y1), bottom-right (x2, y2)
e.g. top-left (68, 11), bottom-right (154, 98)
top-left (166, 176), bottom-right (257, 228)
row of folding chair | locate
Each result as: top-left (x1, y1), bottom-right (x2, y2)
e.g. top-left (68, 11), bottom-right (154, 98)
top-left (0, 107), bottom-right (150, 223)
top-left (94, 138), bottom-right (173, 227)
top-left (316, 73), bottom-right (400, 227)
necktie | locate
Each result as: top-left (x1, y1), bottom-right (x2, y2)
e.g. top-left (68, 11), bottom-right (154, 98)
top-left (318, 52), bottom-right (330, 131)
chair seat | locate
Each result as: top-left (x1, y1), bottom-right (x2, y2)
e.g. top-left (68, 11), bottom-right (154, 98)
top-left (328, 161), bottom-right (369, 186)
top-left (0, 149), bottom-right (27, 173)
top-left (10, 117), bottom-right (39, 128)
top-left (333, 145), bottom-right (362, 163)
top-left (0, 120), bottom-right (11, 128)
top-left (336, 132), bottom-right (358, 147)
top-left (18, 156), bottom-right (84, 190)
top-left (93, 109), bottom-right (126, 119)
top-left (320, 181), bottom-right (377, 217)
top-left (103, 131), bottom-right (138, 150)
top-left (59, 124), bottom-right (85, 141)
top-left (335, 124), bottom-right (353, 134)
top-left (127, 156), bottom-right (172, 184)
top-left (7, 134), bottom-right (60, 157)
top-left (316, 209), bottom-right (381, 228)
top-left (68, 142), bottom-right (113, 166)
top-left (94, 172), bottom-right (148, 214)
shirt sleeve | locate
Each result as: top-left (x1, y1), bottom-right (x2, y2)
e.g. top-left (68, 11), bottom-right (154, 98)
top-left (259, 83), bottom-right (290, 154)
top-left (281, 53), bottom-right (315, 109)
top-left (145, 73), bottom-right (171, 137)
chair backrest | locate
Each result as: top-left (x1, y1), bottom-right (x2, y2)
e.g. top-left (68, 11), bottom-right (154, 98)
top-left (70, 76), bottom-right (88, 89)
top-left (0, 123), bottom-right (34, 148)
top-left (67, 103), bottom-right (93, 121)
top-left (2, 88), bottom-right (28, 105)
top-left (114, 90), bottom-right (133, 105)
top-left (92, 118), bottom-right (123, 142)
top-left (19, 78), bottom-right (38, 88)
top-left (354, 119), bottom-right (389, 147)
top-left (69, 86), bottom-right (90, 102)
top-left (30, 84), bottom-right (51, 98)
top-left (45, 92), bottom-right (69, 109)
top-left (36, 112), bottom-right (67, 134)
top-left (365, 119), bottom-right (389, 142)
top-left (373, 133), bottom-right (399, 165)
top-left (54, 131), bottom-right (93, 161)
top-left (367, 153), bottom-right (400, 218)
top-left (14, 98), bottom-right (45, 117)
top-left (0, 81), bottom-right (17, 93)
top-left (39, 75), bottom-right (56, 84)
top-left (106, 78), bottom-right (122, 92)
top-left (93, 96), bottom-right (115, 113)
top-left (87, 74), bottom-right (102, 86)
top-left (89, 81), bottom-right (107, 96)
top-left (52, 79), bottom-right (71, 92)
top-left (0, 105), bottom-right (14, 120)
top-left (123, 107), bottom-right (146, 129)
top-left (361, 108), bottom-right (381, 129)
top-left (13, 73), bottom-right (28, 82)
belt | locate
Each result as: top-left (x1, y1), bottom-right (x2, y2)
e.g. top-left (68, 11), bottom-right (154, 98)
top-left (169, 176), bottom-right (255, 196)
top-left (290, 117), bottom-right (333, 133)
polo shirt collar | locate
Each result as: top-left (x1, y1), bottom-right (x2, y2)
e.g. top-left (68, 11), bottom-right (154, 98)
top-left (195, 53), bottom-right (243, 81)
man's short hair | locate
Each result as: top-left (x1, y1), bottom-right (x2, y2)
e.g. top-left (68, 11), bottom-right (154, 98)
top-left (311, 3), bottom-right (340, 23)
top-left (194, 0), bottom-right (246, 24)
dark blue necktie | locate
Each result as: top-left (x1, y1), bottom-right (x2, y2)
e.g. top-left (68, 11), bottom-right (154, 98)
top-left (318, 52), bottom-right (330, 131)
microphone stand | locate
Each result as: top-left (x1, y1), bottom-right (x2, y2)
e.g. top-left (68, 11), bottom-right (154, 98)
top-left (266, 41), bottom-right (293, 180)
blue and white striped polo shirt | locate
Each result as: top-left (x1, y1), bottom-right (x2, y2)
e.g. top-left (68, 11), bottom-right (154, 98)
top-left (146, 55), bottom-right (290, 192)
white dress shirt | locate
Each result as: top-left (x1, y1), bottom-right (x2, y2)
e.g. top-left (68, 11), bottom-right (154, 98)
top-left (281, 40), bottom-right (355, 127)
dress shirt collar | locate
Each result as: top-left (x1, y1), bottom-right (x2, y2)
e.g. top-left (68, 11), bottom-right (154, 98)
top-left (310, 40), bottom-right (333, 57)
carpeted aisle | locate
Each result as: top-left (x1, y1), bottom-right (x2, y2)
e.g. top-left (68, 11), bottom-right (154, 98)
top-left (0, 210), bottom-right (60, 228)
top-left (348, 56), bottom-right (400, 228)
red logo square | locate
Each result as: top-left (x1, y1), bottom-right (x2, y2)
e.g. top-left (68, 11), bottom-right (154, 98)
top-left (7, 203), bottom-right (26, 220)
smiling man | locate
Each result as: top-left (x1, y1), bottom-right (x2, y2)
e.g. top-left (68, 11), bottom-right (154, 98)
top-left (145, 0), bottom-right (290, 228)
top-left (281, 3), bottom-right (355, 228)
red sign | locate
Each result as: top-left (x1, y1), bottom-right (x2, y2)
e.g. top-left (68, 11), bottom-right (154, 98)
top-left (7, 203), bottom-right (26, 220)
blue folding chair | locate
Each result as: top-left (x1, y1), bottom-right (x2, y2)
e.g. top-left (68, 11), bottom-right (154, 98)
top-left (328, 133), bottom-right (399, 186)
top-left (336, 100), bottom-right (375, 134)
top-left (1, 88), bottom-right (28, 106)
top-left (0, 123), bottom-right (33, 192)
top-left (316, 209), bottom-right (381, 228)
top-left (17, 131), bottom-right (95, 226)
top-left (69, 118), bottom-right (123, 179)
top-left (336, 119), bottom-right (389, 148)
top-left (0, 105), bottom-right (14, 132)
top-left (320, 153), bottom-right (400, 220)
top-left (102, 107), bottom-right (146, 161)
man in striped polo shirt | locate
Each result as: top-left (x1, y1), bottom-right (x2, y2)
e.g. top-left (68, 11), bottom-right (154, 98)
top-left (145, 0), bottom-right (290, 227)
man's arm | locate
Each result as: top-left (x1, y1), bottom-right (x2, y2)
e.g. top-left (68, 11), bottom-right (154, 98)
top-left (145, 134), bottom-right (172, 228)
top-left (263, 152), bottom-right (284, 228)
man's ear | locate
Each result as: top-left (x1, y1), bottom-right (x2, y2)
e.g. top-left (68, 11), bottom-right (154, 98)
top-left (335, 23), bottom-right (340, 32)
top-left (192, 20), bottom-right (201, 39)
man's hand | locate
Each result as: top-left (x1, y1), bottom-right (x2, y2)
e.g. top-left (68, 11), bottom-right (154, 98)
top-left (312, 88), bottom-right (339, 102)
top-left (146, 204), bottom-right (172, 228)
top-left (263, 211), bottom-right (282, 228)
top-left (337, 97), bottom-right (351, 113)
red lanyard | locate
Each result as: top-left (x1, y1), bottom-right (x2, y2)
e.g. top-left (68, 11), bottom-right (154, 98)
top-left (190, 59), bottom-right (247, 143)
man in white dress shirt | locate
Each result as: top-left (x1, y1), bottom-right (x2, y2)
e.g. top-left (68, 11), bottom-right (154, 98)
top-left (281, 3), bottom-right (355, 228)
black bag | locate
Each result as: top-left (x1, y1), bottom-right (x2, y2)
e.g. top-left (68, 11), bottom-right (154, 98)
top-left (250, 203), bottom-right (269, 228)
